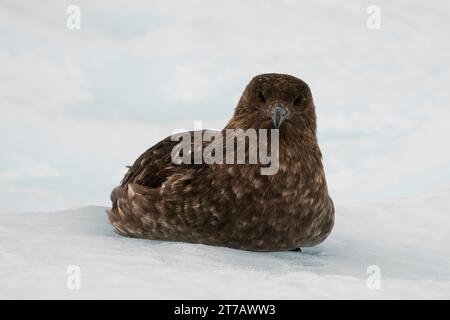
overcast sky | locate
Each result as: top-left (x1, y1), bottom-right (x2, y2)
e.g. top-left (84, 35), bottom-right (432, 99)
top-left (1, 0), bottom-right (450, 213)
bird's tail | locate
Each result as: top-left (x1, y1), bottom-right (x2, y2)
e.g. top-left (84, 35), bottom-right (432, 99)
top-left (107, 183), bottom-right (160, 238)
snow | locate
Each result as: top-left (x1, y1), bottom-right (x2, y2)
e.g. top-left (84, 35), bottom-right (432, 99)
top-left (1, 191), bottom-right (450, 299)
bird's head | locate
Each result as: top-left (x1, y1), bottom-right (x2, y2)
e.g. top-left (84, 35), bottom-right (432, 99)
top-left (229, 73), bottom-right (317, 135)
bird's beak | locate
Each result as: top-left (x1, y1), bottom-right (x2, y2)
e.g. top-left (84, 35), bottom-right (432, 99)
top-left (270, 105), bottom-right (288, 129)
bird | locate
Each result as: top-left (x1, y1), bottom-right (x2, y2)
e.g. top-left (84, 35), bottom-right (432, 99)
top-left (107, 73), bottom-right (334, 252)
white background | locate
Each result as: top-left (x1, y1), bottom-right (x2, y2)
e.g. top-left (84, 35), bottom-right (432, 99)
top-left (0, 1), bottom-right (449, 299)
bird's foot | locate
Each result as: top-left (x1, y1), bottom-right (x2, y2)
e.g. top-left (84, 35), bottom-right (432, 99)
top-left (290, 247), bottom-right (302, 252)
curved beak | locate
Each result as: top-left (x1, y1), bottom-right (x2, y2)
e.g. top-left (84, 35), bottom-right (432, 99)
top-left (270, 105), bottom-right (288, 129)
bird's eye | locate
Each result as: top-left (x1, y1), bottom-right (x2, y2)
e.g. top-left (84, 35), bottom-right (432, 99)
top-left (294, 95), bottom-right (304, 105)
top-left (257, 91), bottom-right (266, 103)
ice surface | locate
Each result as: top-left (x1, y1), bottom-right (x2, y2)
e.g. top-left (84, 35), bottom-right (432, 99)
top-left (1, 192), bottom-right (449, 299)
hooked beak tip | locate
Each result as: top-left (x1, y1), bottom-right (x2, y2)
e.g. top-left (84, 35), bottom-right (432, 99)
top-left (270, 105), bottom-right (287, 129)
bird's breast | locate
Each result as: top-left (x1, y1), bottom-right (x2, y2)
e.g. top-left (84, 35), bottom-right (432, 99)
top-left (207, 164), bottom-right (333, 249)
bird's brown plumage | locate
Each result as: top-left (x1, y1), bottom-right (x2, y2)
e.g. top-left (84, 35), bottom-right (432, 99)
top-left (107, 73), bottom-right (334, 251)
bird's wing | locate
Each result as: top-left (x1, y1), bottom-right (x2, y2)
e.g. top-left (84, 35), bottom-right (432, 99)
top-left (121, 130), bottom-right (214, 188)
